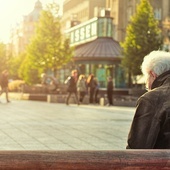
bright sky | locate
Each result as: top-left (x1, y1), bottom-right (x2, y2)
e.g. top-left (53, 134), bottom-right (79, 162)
top-left (0, 0), bottom-right (63, 43)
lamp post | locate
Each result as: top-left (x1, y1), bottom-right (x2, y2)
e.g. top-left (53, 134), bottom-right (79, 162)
top-left (147, 30), bottom-right (151, 52)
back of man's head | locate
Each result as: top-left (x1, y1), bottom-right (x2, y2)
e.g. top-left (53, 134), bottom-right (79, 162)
top-left (141, 51), bottom-right (170, 77)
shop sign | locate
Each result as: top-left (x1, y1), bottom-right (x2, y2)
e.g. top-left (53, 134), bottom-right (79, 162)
top-left (65, 17), bottom-right (113, 46)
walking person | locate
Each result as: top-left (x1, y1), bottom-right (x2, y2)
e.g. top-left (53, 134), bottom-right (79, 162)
top-left (107, 76), bottom-right (113, 106)
top-left (127, 50), bottom-right (170, 149)
top-left (94, 77), bottom-right (99, 104)
top-left (65, 69), bottom-right (79, 105)
top-left (77, 74), bottom-right (87, 103)
top-left (0, 70), bottom-right (10, 103)
top-left (87, 74), bottom-right (97, 104)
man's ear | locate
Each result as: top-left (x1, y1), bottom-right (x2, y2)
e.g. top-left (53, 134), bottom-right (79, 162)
top-left (150, 71), bottom-right (157, 79)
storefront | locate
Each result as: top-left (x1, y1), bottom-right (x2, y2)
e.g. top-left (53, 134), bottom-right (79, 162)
top-left (58, 16), bottom-right (127, 88)
top-left (73, 37), bottom-right (126, 88)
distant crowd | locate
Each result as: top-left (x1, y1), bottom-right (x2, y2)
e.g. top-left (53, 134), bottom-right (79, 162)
top-left (64, 69), bottom-right (114, 106)
top-left (41, 69), bottom-right (114, 106)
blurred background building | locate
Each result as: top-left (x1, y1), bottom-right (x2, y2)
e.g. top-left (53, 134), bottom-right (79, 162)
top-left (62, 0), bottom-right (106, 30)
top-left (9, 0), bottom-right (42, 56)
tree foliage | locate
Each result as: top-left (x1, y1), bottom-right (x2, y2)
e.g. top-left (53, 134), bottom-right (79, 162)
top-left (25, 2), bottom-right (73, 80)
top-left (18, 56), bottom-right (40, 84)
top-left (8, 52), bottom-right (26, 79)
top-left (121, 0), bottom-right (162, 78)
top-left (0, 42), bottom-right (8, 73)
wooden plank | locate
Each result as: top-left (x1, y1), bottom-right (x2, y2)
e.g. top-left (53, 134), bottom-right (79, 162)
top-left (0, 150), bottom-right (169, 169)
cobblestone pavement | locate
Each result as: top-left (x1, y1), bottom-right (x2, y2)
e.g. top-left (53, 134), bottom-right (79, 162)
top-left (0, 98), bottom-right (135, 150)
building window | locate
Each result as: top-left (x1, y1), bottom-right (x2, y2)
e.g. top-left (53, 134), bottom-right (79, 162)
top-left (127, 6), bottom-right (132, 22)
top-left (154, 8), bottom-right (161, 20)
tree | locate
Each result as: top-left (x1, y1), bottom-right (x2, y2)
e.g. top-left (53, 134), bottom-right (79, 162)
top-left (18, 56), bottom-right (40, 84)
top-left (8, 52), bottom-right (26, 79)
top-left (0, 42), bottom-right (8, 73)
top-left (121, 0), bottom-right (162, 87)
top-left (26, 2), bottom-right (73, 79)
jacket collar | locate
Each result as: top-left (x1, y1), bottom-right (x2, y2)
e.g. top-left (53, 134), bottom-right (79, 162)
top-left (151, 70), bottom-right (170, 89)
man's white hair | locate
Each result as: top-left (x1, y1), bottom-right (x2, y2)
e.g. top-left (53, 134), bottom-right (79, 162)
top-left (141, 51), bottom-right (170, 76)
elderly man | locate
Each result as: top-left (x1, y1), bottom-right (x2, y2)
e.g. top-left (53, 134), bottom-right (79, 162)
top-left (127, 50), bottom-right (170, 149)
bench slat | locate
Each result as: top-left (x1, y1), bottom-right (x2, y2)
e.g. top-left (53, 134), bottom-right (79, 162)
top-left (0, 150), bottom-right (169, 170)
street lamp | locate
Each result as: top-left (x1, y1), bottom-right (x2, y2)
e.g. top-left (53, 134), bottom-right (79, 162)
top-left (147, 30), bottom-right (151, 51)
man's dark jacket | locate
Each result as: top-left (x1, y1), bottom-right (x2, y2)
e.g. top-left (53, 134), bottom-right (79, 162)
top-left (127, 70), bottom-right (170, 149)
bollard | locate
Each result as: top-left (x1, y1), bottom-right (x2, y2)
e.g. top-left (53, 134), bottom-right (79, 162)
top-left (47, 95), bottom-right (57, 103)
top-left (100, 97), bottom-right (105, 106)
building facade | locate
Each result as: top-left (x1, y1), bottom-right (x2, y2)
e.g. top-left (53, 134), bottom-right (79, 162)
top-left (9, 0), bottom-right (42, 56)
top-left (62, 0), bottom-right (106, 30)
top-left (106, 0), bottom-right (170, 44)
top-left (106, 0), bottom-right (140, 42)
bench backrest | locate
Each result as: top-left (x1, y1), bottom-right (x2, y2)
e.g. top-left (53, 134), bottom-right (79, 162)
top-left (0, 150), bottom-right (169, 169)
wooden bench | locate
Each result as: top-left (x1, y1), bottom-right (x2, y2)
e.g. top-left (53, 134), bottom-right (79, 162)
top-left (0, 150), bottom-right (169, 169)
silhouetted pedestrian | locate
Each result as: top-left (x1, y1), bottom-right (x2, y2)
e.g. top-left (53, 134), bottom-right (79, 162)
top-left (0, 70), bottom-right (10, 103)
top-left (87, 74), bottom-right (97, 104)
top-left (107, 76), bottom-right (113, 106)
top-left (77, 74), bottom-right (87, 103)
top-left (94, 77), bottom-right (99, 104)
top-left (65, 70), bottom-right (79, 105)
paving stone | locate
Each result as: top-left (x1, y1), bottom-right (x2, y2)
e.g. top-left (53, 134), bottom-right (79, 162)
top-left (0, 97), bottom-right (135, 150)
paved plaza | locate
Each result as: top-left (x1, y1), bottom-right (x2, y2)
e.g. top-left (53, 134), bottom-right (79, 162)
top-left (0, 96), bottom-right (135, 150)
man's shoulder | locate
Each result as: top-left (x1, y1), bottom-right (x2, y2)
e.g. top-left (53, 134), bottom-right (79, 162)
top-left (139, 87), bottom-right (169, 105)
